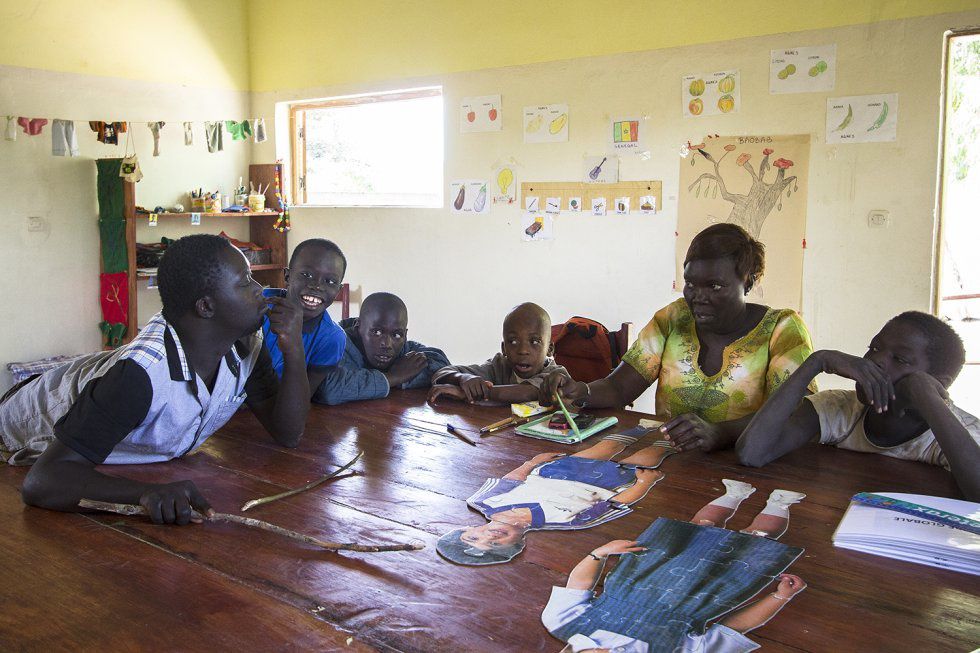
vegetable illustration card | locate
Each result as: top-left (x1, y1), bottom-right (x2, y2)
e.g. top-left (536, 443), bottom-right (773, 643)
top-left (460, 95), bottom-right (502, 133)
top-left (826, 94), bottom-right (897, 143)
top-left (682, 70), bottom-right (739, 117)
top-left (450, 180), bottom-right (491, 214)
top-left (524, 104), bottom-right (569, 143)
top-left (769, 45), bottom-right (836, 94)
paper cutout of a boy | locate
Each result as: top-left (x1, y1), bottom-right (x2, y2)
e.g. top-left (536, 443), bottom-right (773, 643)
top-left (437, 426), bottom-right (676, 565)
top-left (542, 481), bottom-right (806, 652)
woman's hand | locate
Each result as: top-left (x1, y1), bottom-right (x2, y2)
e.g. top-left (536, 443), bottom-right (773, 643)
top-left (660, 413), bottom-right (728, 451)
top-left (592, 539), bottom-right (647, 558)
top-left (539, 371), bottom-right (588, 406)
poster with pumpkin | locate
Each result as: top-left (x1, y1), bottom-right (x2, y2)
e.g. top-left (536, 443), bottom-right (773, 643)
top-left (676, 134), bottom-right (810, 312)
top-left (682, 70), bottom-right (740, 117)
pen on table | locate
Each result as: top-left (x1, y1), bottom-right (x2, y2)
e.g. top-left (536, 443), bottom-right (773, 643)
top-left (446, 424), bottom-right (478, 446)
top-left (479, 415), bottom-right (516, 434)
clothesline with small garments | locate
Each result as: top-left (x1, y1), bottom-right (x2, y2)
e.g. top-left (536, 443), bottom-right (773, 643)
top-left (3, 116), bottom-right (268, 157)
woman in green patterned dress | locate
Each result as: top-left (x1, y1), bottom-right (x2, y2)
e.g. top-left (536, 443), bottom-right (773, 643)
top-left (542, 223), bottom-right (815, 452)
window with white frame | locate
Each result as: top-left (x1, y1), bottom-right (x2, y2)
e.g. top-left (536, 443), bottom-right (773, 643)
top-left (290, 87), bottom-right (443, 207)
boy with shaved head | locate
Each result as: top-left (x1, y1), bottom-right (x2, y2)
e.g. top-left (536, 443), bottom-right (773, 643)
top-left (313, 292), bottom-right (449, 405)
top-left (429, 302), bottom-right (567, 404)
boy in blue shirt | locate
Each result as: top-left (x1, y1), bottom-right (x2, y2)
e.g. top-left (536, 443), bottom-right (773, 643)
top-left (262, 239), bottom-right (347, 398)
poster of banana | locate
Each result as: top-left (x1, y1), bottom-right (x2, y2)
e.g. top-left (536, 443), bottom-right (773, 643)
top-left (523, 104), bottom-right (568, 143)
top-left (826, 94), bottom-right (898, 143)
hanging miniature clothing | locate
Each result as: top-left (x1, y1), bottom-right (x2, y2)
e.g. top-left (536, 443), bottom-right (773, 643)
top-left (89, 121), bottom-right (128, 145)
top-left (253, 118), bottom-right (267, 143)
top-left (51, 120), bottom-right (79, 157)
top-left (4, 116), bottom-right (16, 141)
top-left (224, 119), bottom-right (252, 141)
top-left (147, 121), bottom-right (165, 156)
top-left (119, 129), bottom-right (143, 183)
top-left (204, 121), bottom-right (223, 152)
top-left (17, 117), bottom-right (48, 136)
top-left (183, 121), bottom-right (193, 146)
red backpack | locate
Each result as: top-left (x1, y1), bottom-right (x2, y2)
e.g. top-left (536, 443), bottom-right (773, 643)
top-left (550, 317), bottom-right (625, 382)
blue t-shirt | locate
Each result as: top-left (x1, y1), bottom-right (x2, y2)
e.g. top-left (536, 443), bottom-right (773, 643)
top-left (261, 312), bottom-right (346, 377)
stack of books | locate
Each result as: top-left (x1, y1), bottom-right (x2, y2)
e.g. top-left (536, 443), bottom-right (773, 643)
top-left (833, 492), bottom-right (979, 575)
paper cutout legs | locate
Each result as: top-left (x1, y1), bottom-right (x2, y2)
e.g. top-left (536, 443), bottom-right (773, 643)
top-left (690, 479), bottom-right (756, 528)
top-left (740, 490), bottom-right (806, 540)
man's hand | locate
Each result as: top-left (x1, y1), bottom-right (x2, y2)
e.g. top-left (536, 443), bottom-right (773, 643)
top-left (539, 371), bottom-right (588, 407)
top-left (592, 539), bottom-right (647, 558)
top-left (384, 352), bottom-right (428, 387)
top-left (894, 371), bottom-right (948, 412)
top-left (660, 413), bottom-right (726, 452)
top-left (816, 350), bottom-right (895, 413)
top-left (774, 573), bottom-right (806, 599)
top-left (427, 384), bottom-right (466, 404)
top-left (266, 296), bottom-right (304, 358)
top-left (139, 480), bottom-right (213, 525)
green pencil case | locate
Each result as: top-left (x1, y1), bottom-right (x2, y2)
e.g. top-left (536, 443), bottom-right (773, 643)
top-left (514, 411), bottom-right (619, 443)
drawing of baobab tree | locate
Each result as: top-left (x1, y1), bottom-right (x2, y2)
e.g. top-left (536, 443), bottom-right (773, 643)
top-left (686, 140), bottom-right (799, 238)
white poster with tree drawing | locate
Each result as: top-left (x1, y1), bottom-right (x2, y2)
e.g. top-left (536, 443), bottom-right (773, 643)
top-left (676, 134), bottom-right (810, 312)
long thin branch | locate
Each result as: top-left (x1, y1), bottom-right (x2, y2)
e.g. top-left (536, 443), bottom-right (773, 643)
top-left (241, 451), bottom-right (364, 512)
top-left (78, 498), bottom-right (423, 553)
top-left (701, 151), bottom-right (740, 203)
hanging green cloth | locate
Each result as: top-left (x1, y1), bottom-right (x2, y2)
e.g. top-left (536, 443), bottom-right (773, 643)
top-left (96, 158), bottom-right (128, 274)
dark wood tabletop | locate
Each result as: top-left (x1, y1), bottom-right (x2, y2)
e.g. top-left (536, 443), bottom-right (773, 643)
top-left (0, 389), bottom-right (976, 652)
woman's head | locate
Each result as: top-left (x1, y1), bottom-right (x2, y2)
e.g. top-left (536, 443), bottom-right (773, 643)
top-left (682, 224), bottom-right (765, 331)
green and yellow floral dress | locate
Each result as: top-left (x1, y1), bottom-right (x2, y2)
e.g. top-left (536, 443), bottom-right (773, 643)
top-left (622, 299), bottom-right (816, 422)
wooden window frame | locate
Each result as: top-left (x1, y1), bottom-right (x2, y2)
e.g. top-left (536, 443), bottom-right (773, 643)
top-left (289, 87), bottom-right (443, 206)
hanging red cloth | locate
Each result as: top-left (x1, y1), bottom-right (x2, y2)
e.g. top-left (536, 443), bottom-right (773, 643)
top-left (100, 272), bottom-right (129, 325)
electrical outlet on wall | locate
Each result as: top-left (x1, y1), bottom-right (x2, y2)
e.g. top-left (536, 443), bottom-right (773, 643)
top-left (27, 216), bottom-right (46, 232)
top-left (867, 210), bottom-right (889, 228)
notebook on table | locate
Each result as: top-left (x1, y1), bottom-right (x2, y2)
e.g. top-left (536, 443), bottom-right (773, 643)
top-left (514, 411), bottom-right (618, 444)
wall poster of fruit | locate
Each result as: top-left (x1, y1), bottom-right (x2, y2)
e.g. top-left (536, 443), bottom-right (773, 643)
top-left (523, 103), bottom-right (569, 143)
top-left (682, 70), bottom-right (740, 118)
top-left (676, 134), bottom-right (811, 311)
top-left (769, 45), bottom-right (836, 94)
top-left (825, 94), bottom-right (898, 144)
top-left (460, 95), bottom-right (502, 133)
top-left (449, 180), bottom-right (491, 214)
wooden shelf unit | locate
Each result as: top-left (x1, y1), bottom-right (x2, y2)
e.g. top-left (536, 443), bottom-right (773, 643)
top-left (120, 163), bottom-right (288, 343)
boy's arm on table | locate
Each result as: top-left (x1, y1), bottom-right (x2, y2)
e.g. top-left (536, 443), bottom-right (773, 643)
top-left (400, 343), bottom-right (451, 390)
top-left (246, 297), bottom-right (309, 447)
top-left (737, 350), bottom-right (892, 467)
top-left (567, 540), bottom-right (647, 589)
top-left (898, 372), bottom-right (980, 501)
top-left (316, 364), bottom-right (389, 405)
top-left (609, 468), bottom-right (662, 504)
top-left (503, 452), bottom-right (564, 481)
top-left (719, 574), bottom-right (806, 633)
top-left (306, 367), bottom-right (330, 399)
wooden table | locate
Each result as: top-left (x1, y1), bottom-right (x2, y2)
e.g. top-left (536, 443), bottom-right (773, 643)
top-left (0, 390), bottom-right (976, 651)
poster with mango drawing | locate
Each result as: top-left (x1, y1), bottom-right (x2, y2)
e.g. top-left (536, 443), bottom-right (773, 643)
top-left (682, 70), bottom-right (740, 118)
top-left (524, 104), bottom-right (568, 143)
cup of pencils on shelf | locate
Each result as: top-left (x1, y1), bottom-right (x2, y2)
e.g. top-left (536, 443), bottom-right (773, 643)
top-left (248, 181), bottom-right (268, 212)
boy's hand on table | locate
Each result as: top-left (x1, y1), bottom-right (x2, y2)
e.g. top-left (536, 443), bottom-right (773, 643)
top-left (139, 480), bottom-right (213, 525)
top-left (384, 352), bottom-right (428, 387)
top-left (428, 384), bottom-right (465, 403)
top-left (815, 350), bottom-right (895, 413)
top-left (266, 296), bottom-right (304, 357)
top-left (774, 573), bottom-right (807, 598)
top-left (539, 372), bottom-right (588, 407)
top-left (592, 539), bottom-right (647, 558)
top-left (659, 413), bottom-right (725, 451)
top-left (528, 452), bottom-right (565, 466)
top-left (459, 374), bottom-right (493, 402)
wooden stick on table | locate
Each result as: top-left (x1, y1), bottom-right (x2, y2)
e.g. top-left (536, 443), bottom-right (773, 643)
top-left (241, 451), bottom-right (363, 512)
top-left (78, 498), bottom-right (424, 553)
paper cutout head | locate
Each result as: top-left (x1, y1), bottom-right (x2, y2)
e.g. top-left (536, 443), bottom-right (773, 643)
top-left (436, 523), bottom-right (529, 566)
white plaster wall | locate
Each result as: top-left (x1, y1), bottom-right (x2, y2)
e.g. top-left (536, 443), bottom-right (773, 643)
top-left (0, 65), bottom-right (251, 390)
top-left (251, 11), bottom-right (980, 413)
